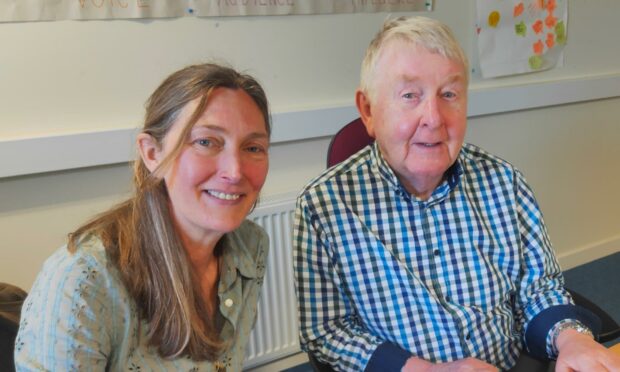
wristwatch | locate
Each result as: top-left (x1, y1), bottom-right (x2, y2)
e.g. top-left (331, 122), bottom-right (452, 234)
top-left (550, 319), bottom-right (594, 357)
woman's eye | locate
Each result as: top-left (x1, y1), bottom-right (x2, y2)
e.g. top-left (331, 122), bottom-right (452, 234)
top-left (443, 91), bottom-right (456, 99)
top-left (402, 93), bottom-right (413, 99)
top-left (194, 138), bottom-right (212, 147)
top-left (246, 145), bottom-right (266, 154)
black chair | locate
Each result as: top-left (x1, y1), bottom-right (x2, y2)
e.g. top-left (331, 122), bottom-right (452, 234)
top-left (0, 283), bottom-right (27, 372)
top-left (308, 353), bottom-right (335, 372)
top-left (567, 289), bottom-right (620, 343)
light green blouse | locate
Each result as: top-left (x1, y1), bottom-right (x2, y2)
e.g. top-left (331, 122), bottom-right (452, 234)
top-left (15, 220), bottom-right (268, 372)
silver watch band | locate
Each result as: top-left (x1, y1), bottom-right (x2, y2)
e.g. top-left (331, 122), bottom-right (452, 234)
top-left (549, 319), bottom-right (594, 357)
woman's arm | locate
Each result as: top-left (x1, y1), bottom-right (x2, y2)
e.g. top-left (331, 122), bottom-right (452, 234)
top-left (15, 244), bottom-right (116, 371)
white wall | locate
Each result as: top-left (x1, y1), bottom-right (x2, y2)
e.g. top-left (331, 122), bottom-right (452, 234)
top-left (0, 2), bottom-right (472, 139)
top-left (2, 1), bottom-right (620, 292)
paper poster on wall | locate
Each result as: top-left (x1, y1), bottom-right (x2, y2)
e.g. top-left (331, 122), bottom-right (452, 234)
top-left (0, 0), bottom-right (433, 22)
top-left (476, 0), bottom-right (567, 78)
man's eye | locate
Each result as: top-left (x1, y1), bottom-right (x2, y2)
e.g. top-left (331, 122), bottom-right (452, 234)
top-left (443, 91), bottom-right (456, 99)
top-left (402, 93), bottom-right (414, 99)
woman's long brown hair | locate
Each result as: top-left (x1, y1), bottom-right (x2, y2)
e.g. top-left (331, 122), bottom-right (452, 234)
top-left (68, 63), bottom-right (270, 361)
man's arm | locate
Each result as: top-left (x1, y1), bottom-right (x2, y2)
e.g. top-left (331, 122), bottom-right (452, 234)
top-left (512, 170), bottom-right (581, 356)
top-left (293, 196), bottom-right (412, 371)
top-left (513, 171), bottom-right (620, 369)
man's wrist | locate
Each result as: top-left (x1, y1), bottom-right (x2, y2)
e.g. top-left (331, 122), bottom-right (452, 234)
top-left (401, 356), bottom-right (431, 372)
top-left (548, 319), bottom-right (594, 357)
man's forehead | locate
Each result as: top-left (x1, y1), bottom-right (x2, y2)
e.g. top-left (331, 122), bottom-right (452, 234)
top-left (378, 39), bottom-right (462, 67)
top-left (394, 71), bottom-right (466, 86)
top-left (376, 46), bottom-right (466, 82)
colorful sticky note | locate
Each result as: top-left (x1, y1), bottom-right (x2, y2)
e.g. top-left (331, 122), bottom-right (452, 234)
top-left (533, 39), bottom-right (544, 55)
top-left (515, 21), bottom-right (527, 36)
top-left (532, 19), bottom-right (543, 34)
top-left (533, 0), bottom-right (545, 10)
top-left (488, 10), bottom-right (501, 27)
top-left (545, 33), bottom-right (555, 48)
top-left (514, 2), bottom-right (524, 17)
top-left (529, 55), bottom-right (544, 69)
top-left (555, 20), bottom-right (566, 44)
top-left (545, 13), bottom-right (557, 28)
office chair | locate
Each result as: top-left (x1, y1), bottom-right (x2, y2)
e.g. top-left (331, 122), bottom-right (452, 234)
top-left (0, 283), bottom-right (27, 372)
top-left (308, 117), bottom-right (620, 371)
top-left (326, 117), bottom-right (375, 168)
top-left (567, 289), bottom-right (620, 343)
top-left (307, 353), bottom-right (335, 372)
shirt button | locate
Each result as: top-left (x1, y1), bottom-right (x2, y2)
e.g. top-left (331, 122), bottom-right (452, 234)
top-left (224, 298), bottom-right (234, 307)
top-left (465, 332), bottom-right (471, 340)
top-left (433, 249), bottom-right (440, 256)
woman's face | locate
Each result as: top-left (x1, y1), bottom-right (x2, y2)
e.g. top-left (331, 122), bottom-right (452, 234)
top-left (152, 88), bottom-right (269, 244)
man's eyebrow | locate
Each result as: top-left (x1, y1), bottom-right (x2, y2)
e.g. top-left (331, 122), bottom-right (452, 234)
top-left (444, 74), bottom-right (466, 84)
top-left (397, 73), bottom-right (465, 85)
top-left (397, 75), bottom-right (422, 84)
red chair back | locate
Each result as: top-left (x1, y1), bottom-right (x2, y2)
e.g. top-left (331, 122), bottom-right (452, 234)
top-left (326, 117), bottom-right (375, 167)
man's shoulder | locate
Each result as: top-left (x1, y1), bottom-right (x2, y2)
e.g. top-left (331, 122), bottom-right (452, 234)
top-left (460, 143), bottom-right (517, 173)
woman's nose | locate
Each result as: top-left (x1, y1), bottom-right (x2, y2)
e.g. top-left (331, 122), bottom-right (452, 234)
top-left (219, 151), bottom-right (242, 183)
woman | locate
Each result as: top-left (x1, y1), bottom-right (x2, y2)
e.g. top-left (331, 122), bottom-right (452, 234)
top-left (15, 63), bottom-right (271, 371)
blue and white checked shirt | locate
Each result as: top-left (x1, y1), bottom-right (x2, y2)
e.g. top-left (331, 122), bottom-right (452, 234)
top-left (293, 142), bottom-right (575, 371)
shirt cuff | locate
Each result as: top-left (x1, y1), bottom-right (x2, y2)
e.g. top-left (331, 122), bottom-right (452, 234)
top-left (364, 342), bottom-right (412, 372)
top-left (525, 304), bottom-right (601, 360)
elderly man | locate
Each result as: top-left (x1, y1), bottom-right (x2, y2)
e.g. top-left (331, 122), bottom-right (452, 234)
top-left (293, 16), bottom-right (620, 372)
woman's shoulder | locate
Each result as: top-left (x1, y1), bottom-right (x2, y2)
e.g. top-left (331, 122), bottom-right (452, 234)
top-left (235, 219), bottom-right (268, 241)
top-left (16, 235), bottom-right (134, 370)
top-left (231, 220), bottom-right (268, 250)
top-left (41, 235), bottom-right (110, 275)
top-left (32, 235), bottom-right (123, 303)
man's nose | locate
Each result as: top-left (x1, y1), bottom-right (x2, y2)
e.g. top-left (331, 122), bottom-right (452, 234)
top-left (421, 95), bottom-right (442, 128)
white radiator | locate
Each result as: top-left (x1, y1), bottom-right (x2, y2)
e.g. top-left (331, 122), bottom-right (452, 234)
top-left (244, 193), bottom-right (300, 369)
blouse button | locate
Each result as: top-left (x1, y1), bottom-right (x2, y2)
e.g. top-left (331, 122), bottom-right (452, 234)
top-left (224, 298), bottom-right (234, 307)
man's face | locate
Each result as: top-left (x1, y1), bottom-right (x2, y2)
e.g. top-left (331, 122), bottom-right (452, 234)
top-left (358, 40), bottom-right (468, 199)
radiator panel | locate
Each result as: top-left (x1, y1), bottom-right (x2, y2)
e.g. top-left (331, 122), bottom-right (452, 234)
top-left (244, 196), bottom-right (299, 369)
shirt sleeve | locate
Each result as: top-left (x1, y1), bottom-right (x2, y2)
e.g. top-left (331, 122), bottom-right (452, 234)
top-left (293, 195), bottom-right (409, 371)
top-left (511, 171), bottom-right (577, 358)
top-left (15, 246), bottom-right (117, 371)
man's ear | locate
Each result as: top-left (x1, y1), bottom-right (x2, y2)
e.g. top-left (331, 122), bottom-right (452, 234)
top-left (355, 89), bottom-right (376, 138)
top-left (136, 133), bottom-right (162, 173)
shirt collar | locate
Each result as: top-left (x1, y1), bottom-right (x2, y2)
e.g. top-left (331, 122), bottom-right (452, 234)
top-left (369, 141), bottom-right (464, 202)
top-left (370, 142), bottom-right (402, 190)
top-left (219, 228), bottom-right (257, 290)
